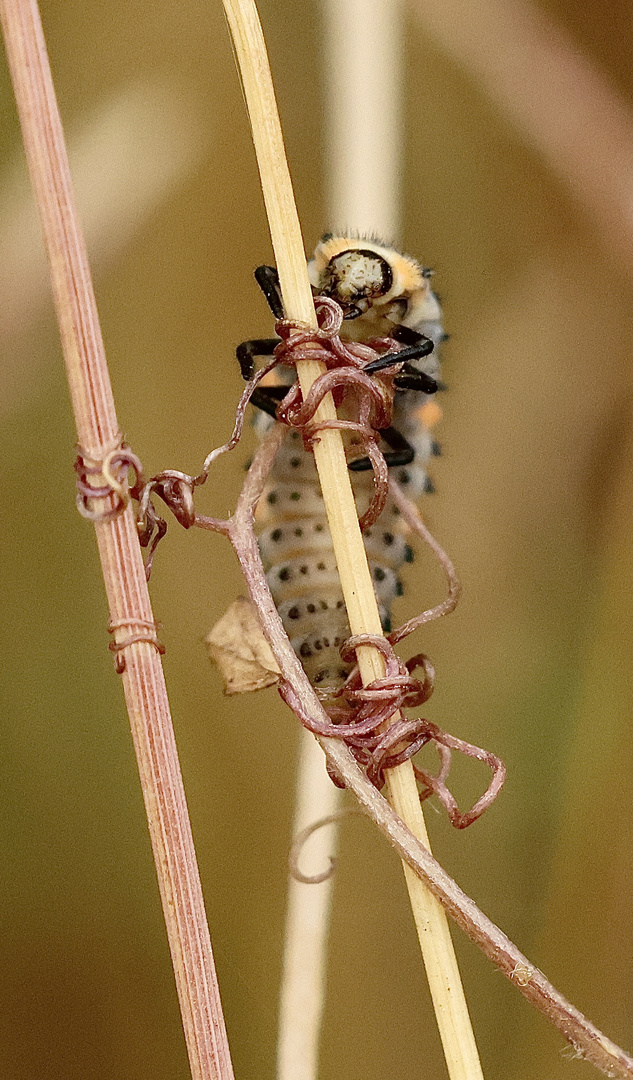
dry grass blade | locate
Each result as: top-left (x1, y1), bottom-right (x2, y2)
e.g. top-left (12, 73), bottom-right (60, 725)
top-left (221, 1), bottom-right (484, 1077)
top-left (0, 3), bottom-right (233, 1078)
top-left (323, 0), bottom-right (403, 238)
top-left (278, 3), bottom-right (403, 1075)
top-left (278, 731), bottom-right (342, 1080)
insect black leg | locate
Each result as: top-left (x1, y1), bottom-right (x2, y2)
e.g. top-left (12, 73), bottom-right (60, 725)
top-left (364, 337), bottom-right (435, 375)
top-left (235, 337), bottom-right (280, 380)
top-left (249, 384), bottom-right (288, 419)
top-left (254, 265), bottom-right (284, 319)
top-left (392, 325), bottom-right (424, 346)
top-left (348, 426), bottom-right (415, 472)
top-left (393, 365), bottom-right (438, 394)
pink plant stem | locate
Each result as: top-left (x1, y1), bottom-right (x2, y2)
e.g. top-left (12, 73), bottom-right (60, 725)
top-left (195, 424), bottom-right (633, 1080)
top-left (0, 3), bottom-right (234, 1078)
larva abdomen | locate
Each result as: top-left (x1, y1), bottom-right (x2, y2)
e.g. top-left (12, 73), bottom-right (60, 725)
top-left (253, 234), bottom-right (444, 696)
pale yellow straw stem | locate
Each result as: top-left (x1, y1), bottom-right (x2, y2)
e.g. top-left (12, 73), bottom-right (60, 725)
top-left (221, 2), bottom-right (484, 1076)
top-left (323, 0), bottom-right (404, 240)
top-left (279, 4), bottom-right (405, 1076)
top-left (278, 732), bottom-right (341, 1080)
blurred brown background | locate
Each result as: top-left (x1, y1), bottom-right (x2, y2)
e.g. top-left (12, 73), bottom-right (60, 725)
top-left (2, 0), bottom-right (633, 1077)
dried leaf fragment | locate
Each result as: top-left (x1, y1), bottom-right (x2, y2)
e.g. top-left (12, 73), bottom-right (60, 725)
top-left (205, 596), bottom-right (281, 694)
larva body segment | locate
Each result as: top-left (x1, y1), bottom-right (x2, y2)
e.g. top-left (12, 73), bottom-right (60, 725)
top-left (253, 236), bottom-right (444, 697)
top-left (256, 428), bottom-right (351, 688)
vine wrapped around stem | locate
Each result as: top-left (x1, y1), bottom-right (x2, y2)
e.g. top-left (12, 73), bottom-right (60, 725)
top-left (140, 295), bottom-right (504, 825)
top-left (169, 422), bottom-right (633, 1080)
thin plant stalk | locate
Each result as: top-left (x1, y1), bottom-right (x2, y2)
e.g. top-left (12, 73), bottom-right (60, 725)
top-left (221, 2), bottom-right (483, 1077)
top-left (323, 0), bottom-right (403, 239)
top-left (278, 3), bottom-right (405, 1076)
top-left (0, 4), bottom-right (234, 1079)
top-left (278, 732), bottom-right (342, 1080)
top-left (324, 2), bottom-right (482, 1075)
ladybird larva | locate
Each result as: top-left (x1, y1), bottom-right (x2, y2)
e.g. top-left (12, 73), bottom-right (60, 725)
top-left (249, 235), bottom-right (445, 697)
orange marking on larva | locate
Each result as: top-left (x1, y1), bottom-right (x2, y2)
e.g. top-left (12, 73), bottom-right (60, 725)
top-left (260, 370), bottom-right (285, 387)
top-left (415, 401), bottom-right (442, 428)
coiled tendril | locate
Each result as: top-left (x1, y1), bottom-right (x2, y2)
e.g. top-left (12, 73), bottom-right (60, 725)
top-left (136, 295), bottom-right (505, 826)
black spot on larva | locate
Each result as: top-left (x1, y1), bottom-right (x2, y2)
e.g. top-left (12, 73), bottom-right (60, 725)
top-left (314, 639), bottom-right (323, 651)
top-left (431, 440), bottom-right (442, 457)
top-left (336, 599), bottom-right (344, 608)
top-left (337, 668), bottom-right (348, 680)
top-left (395, 578), bottom-right (404, 597)
top-left (307, 603), bottom-right (316, 613)
top-left (333, 636), bottom-right (341, 646)
top-left (383, 531), bottom-right (394, 545)
top-left (313, 670), bottom-right (327, 683)
top-left (398, 469), bottom-right (410, 484)
top-left (290, 457), bottom-right (301, 468)
top-left (267, 492), bottom-right (277, 504)
top-left (404, 545), bottom-right (414, 563)
top-left (323, 638), bottom-right (330, 648)
top-left (382, 616), bottom-right (392, 633)
top-left (300, 642), bottom-right (312, 658)
top-left (320, 600), bottom-right (328, 610)
top-left (279, 567), bottom-right (291, 582)
top-left (288, 606), bottom-right (300, 620)
top-left (315, 523), bottom-right (324, 532)
top-left (365, 528), bottom-right (373, 538)
top-left (374, 567), bottom-right (386, 582)
top-left (290, 491), bottom-right (301, 501)
top-left (424, 476), bottom-right (436, 494)
top-left (271, 528), bottom-right (282, 542)
top-left (294, 527), bottom-right (303, 537)
top-left (300, 565), bottom-right (308, 575)
top-left (316, 562), bottom-right (326, 571)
